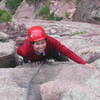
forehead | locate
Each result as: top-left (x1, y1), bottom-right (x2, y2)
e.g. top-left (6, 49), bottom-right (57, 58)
top-left (34, 39), bottom-right (46, 43)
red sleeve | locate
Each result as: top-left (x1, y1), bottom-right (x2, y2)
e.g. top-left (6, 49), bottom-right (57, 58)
top-left (17, 40), bottom-right (32, 57)
top-left (48, 36), bottom-right (88, 64)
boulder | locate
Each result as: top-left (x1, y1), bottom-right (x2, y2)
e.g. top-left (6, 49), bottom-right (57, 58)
top-left (0, 0), bottom-right (6, 10)
top-left (0, 31), bottom-right (9, 41)
top-left (72, 0), bottom-right (100, 24)
top-left (13, 0), bottom-right (34, 20)
top-left (49, 0), bottom-right (76, 19)
top-left (40, 64), bottom-right (100, 100)
top-left (0, 40), bottom-right (16, 68)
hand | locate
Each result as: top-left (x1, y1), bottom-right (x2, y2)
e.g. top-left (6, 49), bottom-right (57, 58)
top-left (85, 63), bottom-right (96, 69)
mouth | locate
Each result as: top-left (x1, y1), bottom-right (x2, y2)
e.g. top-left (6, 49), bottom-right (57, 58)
top-left (38, 48), bottom-right (45, 52)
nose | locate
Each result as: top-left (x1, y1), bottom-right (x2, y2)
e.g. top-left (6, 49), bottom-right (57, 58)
top-left (38, 44), bottom-right (44, 48)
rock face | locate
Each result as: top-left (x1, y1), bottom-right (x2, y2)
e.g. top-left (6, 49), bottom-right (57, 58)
top-left (0, 62), bottom-right (100, 100)
top-left (0, 68), bottom-right (26, 100)
top-left (13, 0), bottom-right (76, 20)
top-left (0, 20), bottom-right (100, 99)
top-left (0, 32), bottom-right (16, 68)
top-left (0, 31), bottom-right (9, 41)
top-left (72, 0), bottom-right (100, 25)
top-left (49, 0), bottom-right (76, 19)
top-left (13, 0), bottom-right (34, 20)
top-left (0, 0), bottom-right (6, 9)
top-left (0, 20), bottom-right (100, 66)
top-left (13, 20), bottom-right (100, 65)
top-left (40, 64), bottom-right (100, 100)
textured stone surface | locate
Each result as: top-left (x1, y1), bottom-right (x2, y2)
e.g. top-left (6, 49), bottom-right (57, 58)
top-left (72, 0), bottom-right (100, 24)
top-left (0, 32), bottom-right (9, 41)
top-left (40, 64), bottom-right (100, 100)
top-left (0, 68), bottom-right (26, 100)
top-left (0, 62), bottom-right (68, 100)
top-left (13, 0), bottom-right (34, 20)
top-left (0, 61), bottom-right (99, 100)
top-left (0, 40), bottom-right (16, 67)
top-left (0, 19), bottom-right (100, 99)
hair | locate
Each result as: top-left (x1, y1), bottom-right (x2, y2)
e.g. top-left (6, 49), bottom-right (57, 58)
top-left (30, 38), bottom-right (47, 45)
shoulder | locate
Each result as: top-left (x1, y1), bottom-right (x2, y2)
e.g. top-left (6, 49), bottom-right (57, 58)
top-left (17, 39), bottom-right (32, 51)
top-left (17, 39), bottom-right (33, 56)
top-left (46, 36), bottom-right (62, 48)
top-left (22, 39), bottom-right (32, 47)
top-left (47, 36), bottom-right (60, 43)
top-left (23, 39), bottom-right (30, 44)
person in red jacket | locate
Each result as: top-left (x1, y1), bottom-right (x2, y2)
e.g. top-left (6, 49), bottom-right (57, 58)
top-left (17, 26), bottom-right (95, 68)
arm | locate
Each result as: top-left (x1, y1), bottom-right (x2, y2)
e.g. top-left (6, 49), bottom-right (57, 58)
top-left (49, 36), bottom-right (87, 64)
top-left (17, 40), bottom-right (31, 57)
top-left (59, 45), bottom-right (87, 64)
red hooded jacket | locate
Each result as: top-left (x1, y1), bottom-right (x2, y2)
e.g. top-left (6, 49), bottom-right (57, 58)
top-left (17, 36), bottom-right (87, 64)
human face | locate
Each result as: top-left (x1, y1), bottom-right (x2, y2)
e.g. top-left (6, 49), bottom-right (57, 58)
top-left (32, 39), bottom-right (46, 53)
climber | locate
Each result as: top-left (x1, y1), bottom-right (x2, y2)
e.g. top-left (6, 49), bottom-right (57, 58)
top-left (17, 26), bottom-right (95, 68)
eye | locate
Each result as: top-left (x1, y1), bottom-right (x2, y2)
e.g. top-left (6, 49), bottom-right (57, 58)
top-left (34, 42), bottom-right (40, 45)
top-left (30, 42), bottom-right (34, 45)
top-left (41, 41), bottom-right (45, 44)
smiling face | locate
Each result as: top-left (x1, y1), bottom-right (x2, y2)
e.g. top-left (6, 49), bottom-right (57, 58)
top-left (32, 39), bottom-right (47, 53)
